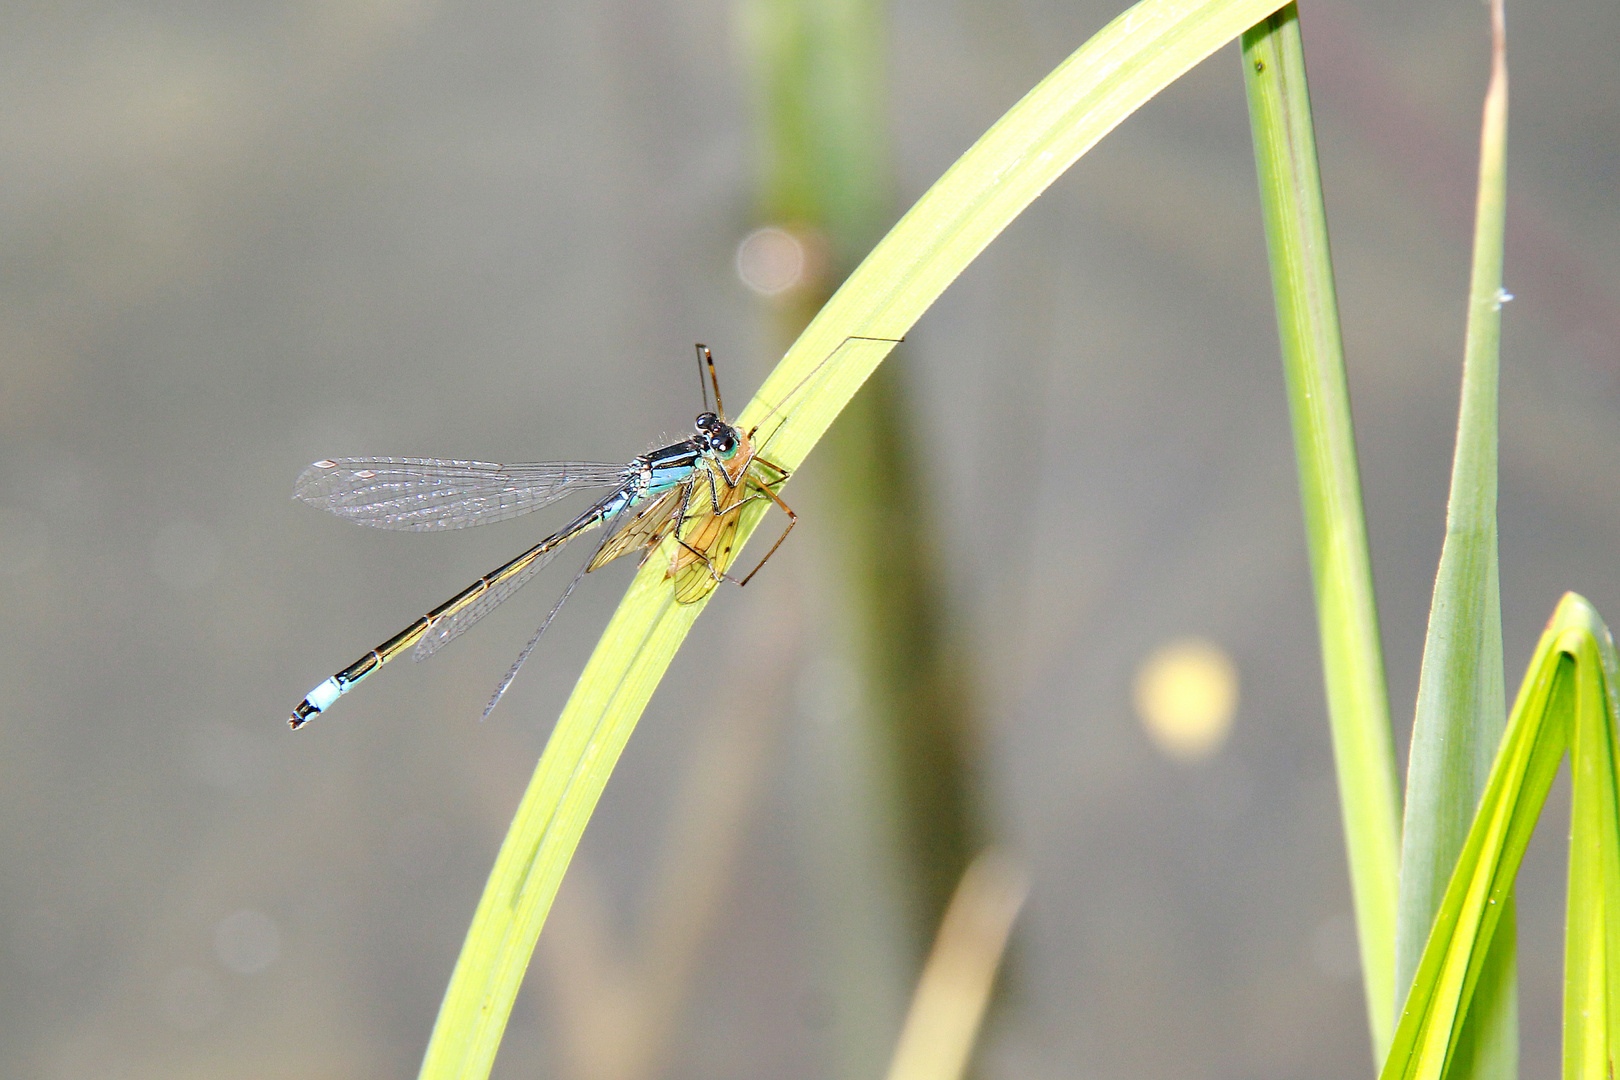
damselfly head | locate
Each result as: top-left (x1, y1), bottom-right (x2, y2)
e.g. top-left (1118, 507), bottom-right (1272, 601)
top-left (705, 425), bottom-right (739, 457)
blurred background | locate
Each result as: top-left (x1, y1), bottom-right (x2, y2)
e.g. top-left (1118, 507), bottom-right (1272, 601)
top-left (2, 0), bottom-right (1617, 1076)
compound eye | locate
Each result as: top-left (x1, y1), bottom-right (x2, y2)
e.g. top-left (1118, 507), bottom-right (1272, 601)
top-left (709, 431), bottom-right (736, 454)
top-left (695, 412), bottom-right (718, 430)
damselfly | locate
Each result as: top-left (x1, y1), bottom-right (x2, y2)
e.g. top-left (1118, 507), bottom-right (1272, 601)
top-left (288, 346), bottom-right (795, 728)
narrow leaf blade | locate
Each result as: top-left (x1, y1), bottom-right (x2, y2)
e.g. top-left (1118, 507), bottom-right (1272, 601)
top-left (1241, 6), bottom-right (1402, 1053)
top-left (1395, 11), bottom-right (1514, 1080)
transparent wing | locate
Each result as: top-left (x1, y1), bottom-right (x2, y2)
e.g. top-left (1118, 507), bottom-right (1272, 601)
top-left (671, 508), bottom-right (740, 604)
top-left (411, 541), bottom-right (566, 661)
top-left (294, 457), bottom-right (629, 531)
top-left (668, 463), bottom-right (751, 603)
top-left (586, 486), bottom-right (686, 571)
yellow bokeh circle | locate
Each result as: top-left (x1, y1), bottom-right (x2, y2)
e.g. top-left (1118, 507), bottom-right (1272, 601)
top-left (1133, 637), bottom-right (1239, 761)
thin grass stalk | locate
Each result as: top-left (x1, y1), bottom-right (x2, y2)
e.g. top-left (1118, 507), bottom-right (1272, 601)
top-left (820, 367), bottom-right (984, 936)
top-left (1395, 0), bottom-right (1516, 1075)
top-left (883, 851), bottom-right (1027, 1080)
top-left (1240, 5), bottom-right (1403, 1057)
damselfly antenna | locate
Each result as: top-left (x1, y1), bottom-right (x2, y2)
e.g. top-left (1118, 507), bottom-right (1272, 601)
top-left (693, 343), bottom-right (711, 414)
top-left (696, 343), bottom-right (726, 420)
top-left (741, 333), bottom-right (906, 442)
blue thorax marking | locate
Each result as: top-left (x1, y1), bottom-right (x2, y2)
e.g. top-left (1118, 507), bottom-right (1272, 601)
top-left (641, 440), bottom-right (705, 495)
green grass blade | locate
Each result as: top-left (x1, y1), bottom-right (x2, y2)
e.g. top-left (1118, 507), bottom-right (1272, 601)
top-left (1241, 6), bottom-right (1402, 1055)
top-left (1395, 0), bottom-right (1511, 1010)
top-left (417, 0), bottom-right (1289, 1074)
top-left (1381, 593), bottom-right (1620, 1080)
top-left (1395, 1), bottom-right (1515, 1075)
top-left (1564, 606), bottom-right (1620, 1078)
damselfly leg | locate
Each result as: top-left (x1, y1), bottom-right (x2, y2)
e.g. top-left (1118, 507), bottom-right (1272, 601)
top-left (669, 456), bottom-right (795, 595)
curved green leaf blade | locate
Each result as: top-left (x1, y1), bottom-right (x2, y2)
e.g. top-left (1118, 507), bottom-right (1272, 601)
top-left (418, 0), bottom-right (1286, 1075)
top-left (1380, 593), bottom-right (1620, 1080)
top-left (1563, 607), bottom-right (1620, 1078)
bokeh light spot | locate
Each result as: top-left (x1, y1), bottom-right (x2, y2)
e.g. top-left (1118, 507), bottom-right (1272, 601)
top-left (215, 908), bottom-right (280, 975)
top-left (736, 226), bottom-right (807, 296)
top-left (1133, 637), bottom-right (1238, 761)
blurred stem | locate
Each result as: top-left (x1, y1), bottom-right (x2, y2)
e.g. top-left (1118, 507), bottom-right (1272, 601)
top-left (742, 0), bottom-right (889, 260)
top-left (1241, 6), bottom-right (1403, 1060)
top-left (1395, 0), bottom-right (1516, 1075)
top-left (822, 362), bottom-right (984, 930)
top-left (739, 0), bottom-right (985, 953)
top-left (884, 852), bottom-right (1027, 1080)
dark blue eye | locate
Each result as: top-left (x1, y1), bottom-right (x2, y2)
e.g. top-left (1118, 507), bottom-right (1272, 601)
top-left (709, 431), bottom-right (736, 454)
top-left (695, 412), bottom-right (718, 431)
